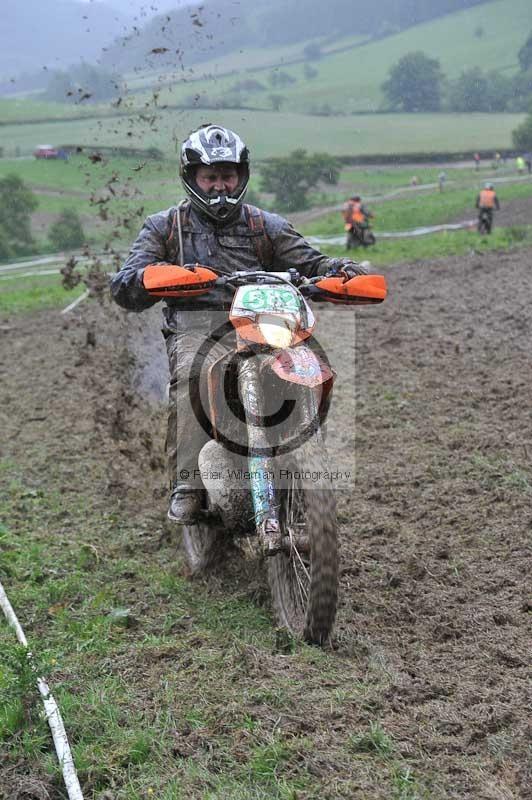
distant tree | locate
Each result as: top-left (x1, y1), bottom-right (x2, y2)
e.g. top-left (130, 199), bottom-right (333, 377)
top-left (269, 94), bottom-right (285, 111)
top-left (230, 79), bottom-right (266, 93)
top-left (382, 51), bottom-right (443, 111)
top-left (518, 31), bottom-right (532, 72)
top-left (303, 64), bottom-right (319, 81)
top-left (49, 209), bottom-right (86, 251)
top-left (44, 63), bottom-right (121, 104)
top-left (0, 227), bottom-right (11, 261)
top-left (448, 67), bottom-right (510, 112)
top-left (510, 70), bottom-right (532, 111)
top-left (303, 42), bottom-right (323, 61)
top-left (512, 110), bottom-right (532, 150)
top-left (44, 71), bottom-right (73, 103)
top-left (218, 91), bottom-right (246, 109)
top-left (448, 68), bottom-right (488, 111)
top-left (268, 70), bottom-right (297, 89)
top-left (0, 174), bottom-right (38, 258)
top-left (259, 149), bottom-right (341, 211)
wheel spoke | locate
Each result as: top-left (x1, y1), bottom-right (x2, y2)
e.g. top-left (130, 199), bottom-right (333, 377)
top-left (268, 444), bottom-right (338, 643)
top-left (292, 547), bottom-right (310, 605)
top-left (284, 475), bottom-right (310, 607)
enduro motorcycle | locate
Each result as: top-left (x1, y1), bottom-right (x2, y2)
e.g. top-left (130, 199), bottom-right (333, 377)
top-left (144, 264), bottom-right (387, 644)
top-left (346, 222), bottom-right (376, 249)
top-left (477, 208), bottom-right (493, 235)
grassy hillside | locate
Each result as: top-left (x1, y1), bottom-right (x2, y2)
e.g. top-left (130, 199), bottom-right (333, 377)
top-left (121, 0), bottom-right (532, 113)
top-left (0, 111), bottom-right (524, 161)
top-left (2, 0), bottom-right (529, 120)
top-left (266, 0), bottom-right (532, 112)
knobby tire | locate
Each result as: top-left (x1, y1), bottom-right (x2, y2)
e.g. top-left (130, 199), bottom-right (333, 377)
top-left (267, 441), bottom-right (338, 645)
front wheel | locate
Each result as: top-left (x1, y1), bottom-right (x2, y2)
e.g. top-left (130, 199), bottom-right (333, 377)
top-left (478, 213), bottom-right (492, 234)
top-left (267, 441), bottom-right (338, 645)
top-left (363, 230), bottom-right (376, 247)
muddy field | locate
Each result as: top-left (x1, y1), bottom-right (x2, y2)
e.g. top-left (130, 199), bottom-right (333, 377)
top-left (1, 244), bottom-right (531, 798)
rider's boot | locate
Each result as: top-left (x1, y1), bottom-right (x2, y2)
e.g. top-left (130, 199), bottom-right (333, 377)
top-left (167, 484), bottom-right (202, 524)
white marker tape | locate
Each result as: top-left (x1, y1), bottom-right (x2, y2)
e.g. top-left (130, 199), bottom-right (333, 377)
top-left (0, 580), bottom-right (84, 800)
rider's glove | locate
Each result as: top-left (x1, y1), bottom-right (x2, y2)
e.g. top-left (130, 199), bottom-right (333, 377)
top-left (323, 259), bottom-right (369, 279)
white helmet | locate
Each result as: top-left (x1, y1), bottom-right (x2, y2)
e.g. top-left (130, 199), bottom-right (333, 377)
top-left (180, 124), bottom-right (250, 223)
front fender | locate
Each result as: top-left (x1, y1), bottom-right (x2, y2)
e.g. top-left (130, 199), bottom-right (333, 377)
top-left (270, 345), bottom-right (334, 388)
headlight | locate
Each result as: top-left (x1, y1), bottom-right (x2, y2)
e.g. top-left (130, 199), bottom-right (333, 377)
top-left (257, 314), bottom-right (296, 348)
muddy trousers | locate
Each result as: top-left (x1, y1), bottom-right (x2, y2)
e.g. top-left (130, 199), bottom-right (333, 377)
top-left (164, 329), bottom-right (234, 491)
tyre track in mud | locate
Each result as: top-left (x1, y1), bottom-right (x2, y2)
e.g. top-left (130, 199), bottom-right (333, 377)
top-left (1, 246), bottom-right (531, 798)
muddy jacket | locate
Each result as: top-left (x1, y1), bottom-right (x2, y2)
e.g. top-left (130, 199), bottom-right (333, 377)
top-left (110, 200), bottom-right (366, 332)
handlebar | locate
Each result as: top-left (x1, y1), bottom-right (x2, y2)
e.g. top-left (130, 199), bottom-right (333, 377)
top-left (206, 268), bottom-right (304, 288)
top-left (144, 263), bottom-right (386, 305)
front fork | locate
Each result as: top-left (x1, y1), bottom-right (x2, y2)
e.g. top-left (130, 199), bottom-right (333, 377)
top-left (238, 354), bottom-right (283, 555)
top-left (238, 352), bottom-right (320, 555)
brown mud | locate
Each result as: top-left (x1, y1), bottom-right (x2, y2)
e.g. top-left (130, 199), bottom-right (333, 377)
top-left (1, 245), bottom-right (531, 798)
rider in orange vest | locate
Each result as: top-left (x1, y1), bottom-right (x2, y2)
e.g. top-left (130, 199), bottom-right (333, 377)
top-left (343, 195), bottom-right (372, 226)
top-left (342, 196), bottom-right (375, 249)
top-left (475, 183), bottom-right (500, 232)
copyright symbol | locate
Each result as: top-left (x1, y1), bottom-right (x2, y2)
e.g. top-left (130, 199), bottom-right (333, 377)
top-left (189, 321), bottom-right (332, 457)
top-left (179, 469), bottom-right (190, 480)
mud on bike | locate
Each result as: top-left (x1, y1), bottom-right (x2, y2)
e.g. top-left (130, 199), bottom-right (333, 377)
top-left (144, 264), bottom-right (387, 644)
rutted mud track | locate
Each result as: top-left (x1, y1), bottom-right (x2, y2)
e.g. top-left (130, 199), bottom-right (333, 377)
top-left (1, 246), bottom-right (531, 798)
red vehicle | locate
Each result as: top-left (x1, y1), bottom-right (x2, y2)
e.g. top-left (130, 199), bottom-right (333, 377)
top-left (34, 145), bottom-right (60, 159)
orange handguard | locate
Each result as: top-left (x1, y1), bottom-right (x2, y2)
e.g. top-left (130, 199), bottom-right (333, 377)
top-left (143, 262), bottom-right (217, 297)
top-left (315, 274), bottom-right (387, 304)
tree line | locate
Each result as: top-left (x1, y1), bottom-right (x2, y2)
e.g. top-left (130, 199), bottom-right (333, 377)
top-left (382, 32), bottom-right (532, 113)
top-left (0, 175), bottom-right (85, 260)
top-left (43, 64), bottom-right (122, 104)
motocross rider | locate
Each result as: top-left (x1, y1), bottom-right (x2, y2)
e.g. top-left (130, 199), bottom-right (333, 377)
top-left (342, 195), bottom-right (373, 249)
top-left (110, 124), bottom-right (368, 524)
top-left (475, 182), bottom-right (500, 231)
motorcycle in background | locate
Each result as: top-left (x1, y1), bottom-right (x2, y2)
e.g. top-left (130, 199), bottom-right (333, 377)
top-left (477, 208), bottom-right (493, 234)
top-left (346, 221), bottom-right (376, 248)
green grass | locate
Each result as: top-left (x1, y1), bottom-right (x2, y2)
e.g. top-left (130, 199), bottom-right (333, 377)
top-left (113, 0), bottom-right (532, 113)
top-left (0, 154), bottom-right (181, 250)
top-left (0, 97), bottom-right (109, 123)
top-left (349, 721), bottom-right (394, 756)
top-left (0, 273), bottom-right (84, 315)
top-left (265, 0), bottom-right (532, 112)
top-left (318, 224), bottom-right (532, 266)
top-left (98, 0), bottom-right (532, 115)
top-left (0, 155), bottom-right (530, 289)
top-left (0, 153), bottom-right (530, 294)
top-left (0, 456), bottom-right (434, 799)
top-left (0, 154), bottom-right (177, 192)
top-left (0, 0), bottom-right (528, 168)
top-left (302, 177), bottom-right (532, 235)
top-left (121, 34), bottom-right (369, 94)
top-left (1, 0), bottom-right (529, 120)
top-left (309, 163), bottom-right (525, 205)
top-left (0, 109), bottom-right (525, 160)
